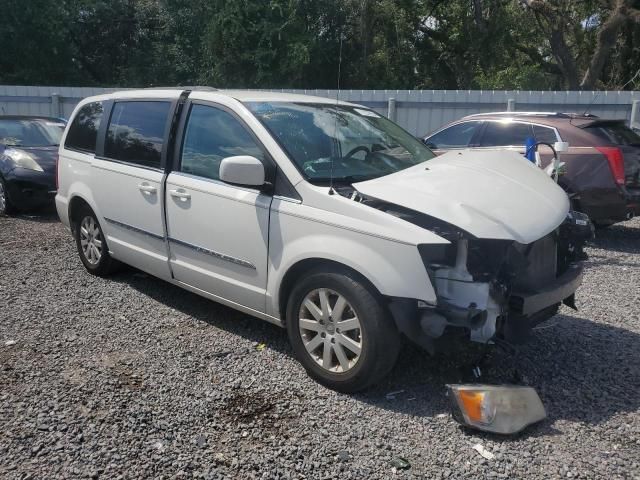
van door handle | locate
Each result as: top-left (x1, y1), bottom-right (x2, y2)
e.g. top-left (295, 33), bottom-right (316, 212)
top-left (138, 183), bottom-right (157, 195)
top-left (169, 189), bottom-right (191, 201)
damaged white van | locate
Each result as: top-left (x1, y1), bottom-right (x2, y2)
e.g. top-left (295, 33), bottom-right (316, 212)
top-left (56, 88), bottom-right (590, 392)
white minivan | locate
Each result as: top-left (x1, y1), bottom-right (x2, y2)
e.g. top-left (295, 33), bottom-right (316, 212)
top-left (56, 88), bottom-right (588, 392)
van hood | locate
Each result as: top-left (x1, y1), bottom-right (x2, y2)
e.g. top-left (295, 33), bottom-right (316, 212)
top-left (354, 149), bottom-right (569, 244)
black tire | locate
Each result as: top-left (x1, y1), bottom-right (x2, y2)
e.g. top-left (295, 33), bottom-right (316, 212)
top-left (286, 267), bottom-right (401, 393)
top-left (0, 177), bottom-right (16, 215)
top-left (73, 205), bottom-right (120, 276)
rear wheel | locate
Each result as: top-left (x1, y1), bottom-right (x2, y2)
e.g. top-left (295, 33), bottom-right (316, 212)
top-left (73, 206), bottom-right (120, 276)
top-left (0, 177), bottom-right (16, 215)
top-left (286, 268), bottom-right (400, 393)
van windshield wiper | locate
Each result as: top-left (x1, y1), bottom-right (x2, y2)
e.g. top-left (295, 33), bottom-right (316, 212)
top-left (309, 174), bottom-right (382, 184)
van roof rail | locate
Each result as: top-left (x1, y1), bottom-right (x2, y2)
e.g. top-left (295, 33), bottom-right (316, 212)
top-left (464, 111), bottom-right (599, 119)
top-left (142, 86), bottom-right (218, 91)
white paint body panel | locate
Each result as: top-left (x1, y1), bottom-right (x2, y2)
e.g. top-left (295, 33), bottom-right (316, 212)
top-left (165, 172), bottom-right (271, 312)
top-left (355, 149), bottom-right (570, 244)
top-left (91, 159), bottom-right (170, 279)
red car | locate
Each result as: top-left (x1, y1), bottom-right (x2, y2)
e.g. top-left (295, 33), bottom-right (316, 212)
top-left (423, 112), bottom-right (640, 227)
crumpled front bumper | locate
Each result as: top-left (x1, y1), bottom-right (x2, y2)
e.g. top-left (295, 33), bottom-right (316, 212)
top-left (509, 264), bottom-right (583, 316)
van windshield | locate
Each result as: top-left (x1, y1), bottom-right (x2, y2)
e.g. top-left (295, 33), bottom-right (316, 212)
top-left (246, 102), bottom-right (434, 184)
top-left (0, 119), bottom-right (64, 147)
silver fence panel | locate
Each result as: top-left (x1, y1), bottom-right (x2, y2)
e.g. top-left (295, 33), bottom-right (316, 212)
top-left (1, 86), bottom-right (639, 135)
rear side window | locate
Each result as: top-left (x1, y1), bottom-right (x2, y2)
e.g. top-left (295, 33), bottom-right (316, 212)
top-left (533, 125), bottom-right (558, 144)
top-left (105, 101), bottom-right (171, 168)
top-left (65, 102), bottom-right (103, 153)
top-left (425, 122), bottom-right (481, 149)
top-left (586, 123), bottom-right (640, 146)
top-left (180, 104), bottom-right (264, 181)
top-left (480, 122), bottom-right (534, 147)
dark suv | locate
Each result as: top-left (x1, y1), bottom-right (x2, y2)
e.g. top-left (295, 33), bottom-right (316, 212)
top-left (423, 112), bottom-right (640, 226)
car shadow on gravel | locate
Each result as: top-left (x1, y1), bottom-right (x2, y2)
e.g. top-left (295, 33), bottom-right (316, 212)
top-left (115, 271), bottom-right (640, 437)
top-left (367, 311), bottom-right (640, 441)
top-left (589, 220), bottom-right (640, 255)
top-left (2, 206), bottom-right (59, 224)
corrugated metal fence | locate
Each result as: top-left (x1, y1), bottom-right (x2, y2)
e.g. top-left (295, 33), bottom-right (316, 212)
top-left (1, 85), bottom-right (640, 136)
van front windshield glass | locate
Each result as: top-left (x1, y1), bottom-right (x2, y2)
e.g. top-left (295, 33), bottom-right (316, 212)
top-left (246, 102), bottom-right (435, 184)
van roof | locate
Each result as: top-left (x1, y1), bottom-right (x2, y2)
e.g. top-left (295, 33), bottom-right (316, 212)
top-left (82, 88), bottom-right (358, 107)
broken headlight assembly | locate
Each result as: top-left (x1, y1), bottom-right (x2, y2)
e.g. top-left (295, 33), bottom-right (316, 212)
top-left (446, 384), bottom-right (546, 434)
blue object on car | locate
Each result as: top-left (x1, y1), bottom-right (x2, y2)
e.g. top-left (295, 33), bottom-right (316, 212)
top-left (524, 137), bottom-right (537, 162)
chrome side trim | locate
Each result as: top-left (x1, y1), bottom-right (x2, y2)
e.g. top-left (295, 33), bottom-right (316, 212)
top-left (103, 217), bottom-right (165, 241)
top-left (168, 237), bottom-right (257, 270)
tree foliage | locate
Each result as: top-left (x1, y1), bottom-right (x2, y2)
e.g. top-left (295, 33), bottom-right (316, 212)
top-left (0, 0), bottom-right (638, 90)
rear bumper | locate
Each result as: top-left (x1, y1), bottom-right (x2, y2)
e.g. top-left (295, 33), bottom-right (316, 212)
top-left (579, 187), bottom-right (640, 223)
top-left (510, 264), bottom-right (583, 315)
top-left (4, 168), bottom-right (56, 209)
top-left (577, 188), bottom-right (627, 223)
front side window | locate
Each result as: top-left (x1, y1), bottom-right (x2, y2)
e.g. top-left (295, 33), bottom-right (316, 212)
top-left (425, 122), bottom-right (481, 149)
top-left (480, 121), bottom-right (534, 147)
top-left (0, 119), bottom-right (63, 147)
top-left (247, 102), bottom-right (434, 183)
top-left (180, 104), bottom-right (264, 181)
top-left (105, 101), bottom-right (171, 168)
top-left (65, 102), bottom-right (103, 152)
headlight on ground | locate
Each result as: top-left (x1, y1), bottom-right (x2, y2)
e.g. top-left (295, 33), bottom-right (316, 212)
top-left (4, 148), bottom-right (44, 172)
top-left (446, 384), bottom-right (546, 434)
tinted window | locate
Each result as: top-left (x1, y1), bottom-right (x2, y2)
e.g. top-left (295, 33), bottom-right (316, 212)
top-left (105, 101), bottom-right (171, 168)
top-left (425, 122), bottom-right (481, 149)
top-left (180, 104), bottom-right (264, 181)
top-left (533, 125), bottom-right (558, 144)
top-left (480, 122), bottom-right (534, 147)
top-left (586, 123), bottom-right (640, 146)
top-left (0, 119), bottom-right (63, 147)
top-left (64, 102), bottom-right (103, 152)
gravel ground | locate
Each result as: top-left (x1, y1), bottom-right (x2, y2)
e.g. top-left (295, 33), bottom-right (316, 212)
top-left (1, 211), bottom-right (639, 480)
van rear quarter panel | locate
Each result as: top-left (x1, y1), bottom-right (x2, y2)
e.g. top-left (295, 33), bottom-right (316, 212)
top-left (55, 148), bottom-right (100, 228)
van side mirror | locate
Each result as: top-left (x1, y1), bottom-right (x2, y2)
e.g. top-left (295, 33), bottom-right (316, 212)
top-left (219, 156), bottom-right (265, 187)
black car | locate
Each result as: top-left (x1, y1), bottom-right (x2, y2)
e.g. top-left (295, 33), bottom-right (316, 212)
top-left (0, 116), bottom-right (65, 214)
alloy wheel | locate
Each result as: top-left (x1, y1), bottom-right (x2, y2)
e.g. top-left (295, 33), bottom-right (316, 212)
top-left (80, 216), bottom-right (103, 265)
top-left (298, 288), bottom-right (363, 373)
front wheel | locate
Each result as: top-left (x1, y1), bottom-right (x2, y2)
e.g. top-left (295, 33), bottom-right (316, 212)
top-left (286, 269), bottom-right (400, 393)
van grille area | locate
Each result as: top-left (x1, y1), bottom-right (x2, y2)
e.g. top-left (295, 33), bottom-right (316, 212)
top-left (511, 235), bottom-right (558, 292)
top-left (464, 234), bottom-right (560, 298)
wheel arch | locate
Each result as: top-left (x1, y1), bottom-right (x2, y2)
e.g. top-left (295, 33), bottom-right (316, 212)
top-left (68, 194), bottom-right (94, 231)
top-left (277, 257), bottom-right (384, 325)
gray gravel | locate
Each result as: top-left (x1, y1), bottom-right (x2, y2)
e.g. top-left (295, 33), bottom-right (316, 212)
top-left (1, 211), bottom-right (639, 479)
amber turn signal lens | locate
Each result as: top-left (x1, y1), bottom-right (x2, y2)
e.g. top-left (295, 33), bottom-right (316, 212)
top-left (458, 390), bottom-right (487, 424)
